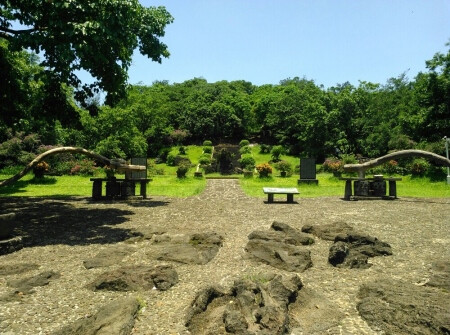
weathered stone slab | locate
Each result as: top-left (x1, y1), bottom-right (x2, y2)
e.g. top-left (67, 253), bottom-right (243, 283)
top-left (358, 279), bottom-right (450, 335)
top-left (150, 232), bottom-right (223, 265)
top-left (1, 271), bottom-right (60, 301)
top-left (126, 226), bottom-right (166, 242)
top-left (88, 265), bottom-right (178, 292)
top-left (83, 245), bottom-right (136, 269)
top-left (185, 273), bottom-right (303, 334)
top-left (246, 222), bottom-right (313, 272)
top-left (426, 260), bottom-right (450, 290)
top-left (301, 221), bottom-right (355, 241)
top-left (52, 297), bottom-right (140, 335)
top-left (328, 234), bottom-right (392, 269)
top-left (246, 239), bottom-right (313, 272)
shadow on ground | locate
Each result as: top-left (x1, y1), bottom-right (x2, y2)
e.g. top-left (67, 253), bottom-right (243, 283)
top-left (0, 177), bottom-right (58, 195)
top-left (0, 197), bottom-right (168, 247)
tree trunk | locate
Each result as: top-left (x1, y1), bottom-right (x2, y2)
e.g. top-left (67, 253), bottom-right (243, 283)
top-left (0, 147), bottom-right (145, 188)
top-left (344, 150), bottom-right (450, 178)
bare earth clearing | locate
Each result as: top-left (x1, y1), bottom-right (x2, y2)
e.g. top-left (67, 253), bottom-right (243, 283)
top-left (0, 179), bottom-right (449, 334)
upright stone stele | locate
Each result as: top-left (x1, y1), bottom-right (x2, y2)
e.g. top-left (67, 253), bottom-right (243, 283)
top-left (298, 158), bottom-right (319, 185)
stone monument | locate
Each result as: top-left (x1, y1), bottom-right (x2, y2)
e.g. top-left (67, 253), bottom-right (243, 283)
top-left (298, 158), bottom-right (319, 185)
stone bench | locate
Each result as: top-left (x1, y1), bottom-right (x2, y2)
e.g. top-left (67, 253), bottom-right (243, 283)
top-left (263, 187), bottom-right (299, 203)
top-left (90, 178), bottom-right (151, 200)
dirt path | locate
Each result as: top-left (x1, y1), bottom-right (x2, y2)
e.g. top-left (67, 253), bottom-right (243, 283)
top-left (0, 179), bottom-right (449, 334)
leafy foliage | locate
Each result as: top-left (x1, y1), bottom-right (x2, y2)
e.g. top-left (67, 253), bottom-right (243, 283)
top-left (0, 1), bottom-right (173, 105)
top-left (239, 154), bottom-right (256, 170)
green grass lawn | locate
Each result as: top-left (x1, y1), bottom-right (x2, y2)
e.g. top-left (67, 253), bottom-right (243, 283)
top-left (0, 173), bottom-right (93, 197)
top-left (2, 171), bottom-right (447, 198)
top-left (0, 143), bottom-right (448, 198)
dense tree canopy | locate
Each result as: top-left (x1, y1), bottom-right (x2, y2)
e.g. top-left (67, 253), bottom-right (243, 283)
top-left (0, 28), bottom-right (448, 162)
top-left (0, 0), bottom-right (173, 105)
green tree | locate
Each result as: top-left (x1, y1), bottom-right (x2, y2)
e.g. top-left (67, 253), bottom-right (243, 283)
top-left (416, 44), bottom-right (450, 141)
top-left (0, 0), bottom-right (173, 105)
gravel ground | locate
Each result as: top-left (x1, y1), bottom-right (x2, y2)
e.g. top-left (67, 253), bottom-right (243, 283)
top-left (0, 179), bottom-right (449, 334)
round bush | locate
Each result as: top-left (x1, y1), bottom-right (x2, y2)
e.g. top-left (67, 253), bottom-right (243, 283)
top-left (176, 164), bottom-right (189, 178)
top-left (178, 146), bottom-right (187, 155)
top-left (259, 144), bottom-right (272, 154)
top-left (239, 154), bottom-right (256, 170)
top-left (203, 140), bottom-right (212, 146)
top-left (203, 146), bottom-right (212, 154)
top-left (270, 145), bottom-right (284, 162)
top-left (256, 162), bottom-right (272, 177)
top-left (409, 158), bottom-right (430, 177)
top-left (166, 152), bottom-right (177, 166)
top-left (199, 156), bottom-right (211, 165)
top-left (239, 146), bottom-right (251, 154)
top-left (239, 139), bottom-right (250, 147)
top-left (274, 160), bottom-right (293, 176)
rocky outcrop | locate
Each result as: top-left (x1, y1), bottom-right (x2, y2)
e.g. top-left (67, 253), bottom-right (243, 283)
top-left (328, 234), bottom-right (392, 268)
top-left (88, 265), bottom-right (178, 292)
top-left (245, 222), bottom-right (313, 272)
top-left (1, 270), bottom-right (60, 301)
top-left (83, 245), bottom-right (136, 269)
top-left (301, 221), bottom-right (355, 241)
top-left (358, 279), bottom-right (450, 335)
top-left (186, 273), bottom-right (344, 335)
top-left (150, 232), bottom-right (223, 265)
top-left (52, 297), bottom-right (141, 335)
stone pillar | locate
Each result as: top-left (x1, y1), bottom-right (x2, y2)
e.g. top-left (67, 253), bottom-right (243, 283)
top-left (92, 180), bottom-right (102, 199)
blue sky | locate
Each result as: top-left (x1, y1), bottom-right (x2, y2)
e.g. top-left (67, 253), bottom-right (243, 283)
top-left (130, 1), bottom-right (449, 88)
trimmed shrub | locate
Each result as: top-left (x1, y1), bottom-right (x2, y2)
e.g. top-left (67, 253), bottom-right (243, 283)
top-left (203, 146), bottom-right (212, 154)
top-left (176, 164), bottom-right (190, 178)
top-left (409, 158), bottom-right (430, 177)
top-left (157, 148), bottom-right (171, 163)
top-left (383, 160), bottom-right (399, 175)
top-left (259, 144), bottom-right (272, 154)
top-left (239, 139), bottom-right (250, 147)
top-left (323, 158), bottom-right (343, 176)
top-left (216, 149), bottom-right (234, 174)
top-left (203, 140), bottom-right (213, 146)
top-left (239, 154), bottom-right (256, 170)
top-left (166, 152), bottom-right (177, 166)
top-left (270, 145), bottom-right (284, 162)
top-left (274, 160), bottom-right (293, 176)
top-left (70, 159), bottom-right (97, 176)
top-left (199, 156), bottom-right (211, 166)
top-left (178, 146), bottom-right (187, 155)
top-left (239, 146), bottom-right (251, 154)
top-left (256, 162), bottom-right (273, 178)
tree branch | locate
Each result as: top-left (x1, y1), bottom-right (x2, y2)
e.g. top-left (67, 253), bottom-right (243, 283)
top-left (0, 146), bottom-right (145, 188)
top-left (0, 26), bottom-right (39, 35)
top-left (343, 150), bottom-right (450, 178)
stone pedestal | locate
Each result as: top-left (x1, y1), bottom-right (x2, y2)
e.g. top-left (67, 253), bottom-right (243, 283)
top-left (370, 180), bottom-right (386, 196)
top-left (354, 180), bottom-right (369, 196)
top-left (106, 180), bottom-right (121, 198)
